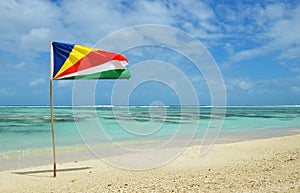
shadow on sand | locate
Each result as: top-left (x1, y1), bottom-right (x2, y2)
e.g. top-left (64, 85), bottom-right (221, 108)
top-left (12, 167), bottom-right (92, 177)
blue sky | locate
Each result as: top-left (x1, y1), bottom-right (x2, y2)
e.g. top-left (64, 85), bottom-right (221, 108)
top-left (0, 0), bottom-right (300, 106)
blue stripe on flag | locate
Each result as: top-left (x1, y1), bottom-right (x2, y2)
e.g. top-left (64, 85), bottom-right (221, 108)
top-left (52, 42), bottom-right (75, 78)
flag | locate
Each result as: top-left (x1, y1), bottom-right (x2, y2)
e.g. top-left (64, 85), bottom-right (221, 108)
top-left (50, 41), bottom-right (130, 80)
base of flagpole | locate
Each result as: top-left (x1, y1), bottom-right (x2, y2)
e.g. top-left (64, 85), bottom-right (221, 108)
top-left (53, 162), bottom-right (56, 177)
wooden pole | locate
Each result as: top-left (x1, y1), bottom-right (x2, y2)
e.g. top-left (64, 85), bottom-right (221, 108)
top-left (50, 40), bottom-right (56, 177)
top-left (50, 79), bottom-right (56, 177)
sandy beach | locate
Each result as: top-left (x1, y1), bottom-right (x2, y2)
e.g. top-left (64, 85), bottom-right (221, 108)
top-left (0, 134), bottom-right (299, 193)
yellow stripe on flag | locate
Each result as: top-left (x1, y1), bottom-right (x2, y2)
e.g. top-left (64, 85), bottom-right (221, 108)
top-left (54, 45), bottom-right (97, 79)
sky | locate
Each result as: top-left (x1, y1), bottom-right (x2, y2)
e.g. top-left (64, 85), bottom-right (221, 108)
top-left (0, 0), bottom-right (300, 106)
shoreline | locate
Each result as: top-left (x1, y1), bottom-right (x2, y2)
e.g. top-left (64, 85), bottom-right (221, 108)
top-left (0, 134), bottom-right (299, 192)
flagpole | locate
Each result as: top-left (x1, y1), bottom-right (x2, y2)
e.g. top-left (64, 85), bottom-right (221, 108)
top-left (50, 79), bottom-right (56, 177)
top-left (50, 40), bottom-right (56, 177)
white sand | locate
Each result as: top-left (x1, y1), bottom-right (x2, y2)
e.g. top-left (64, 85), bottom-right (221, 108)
top-left (0, 135), bottom-right (299, 192)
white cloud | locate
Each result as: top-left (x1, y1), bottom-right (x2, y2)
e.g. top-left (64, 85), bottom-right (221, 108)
top-left (229, 46), bottom-right (268, 62)
top-left (228, 3), bottom-right (300, 63)
top-left (4, 62), bottom-right (25, 69)
top-left (56, 0), bottom-right (174, 44)
top-left (226, 75), bottom-right (300, 97)
top-left (138, 1), bottom-right (169, 16)
top-left (268, 6), bottom-right (300, 47)
top-left (238, 81), bottom-right (253, 90)
top-left (278, 46), bottom-right (300, 60)
top-left (225, 43), bottom-right (234, 55)
top-left (30, 77), bottom-right (45, 87)
top-left (1, 0), bottom-right (298, 63)
top-left (264, 3), bottom-right (286, 20)
top-left (290, 86), bottom-right (300, 93)
top-left (227, 78), bottom-right (254, 91)
top-left (223, 75), bottom-right (300, 105)
top-left (21, 28), bottom-right (51, 52)
top-left (0, 0), bottom-right (220, 56)
top-left (0, 0), bottom-right (59, 52)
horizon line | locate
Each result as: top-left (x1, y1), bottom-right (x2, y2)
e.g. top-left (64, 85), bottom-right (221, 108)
top-left (0, 105), bottom-right (300, 108)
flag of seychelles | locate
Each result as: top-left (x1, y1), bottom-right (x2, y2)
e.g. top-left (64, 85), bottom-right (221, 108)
top-left (50, 41), bottom-right (130, 80)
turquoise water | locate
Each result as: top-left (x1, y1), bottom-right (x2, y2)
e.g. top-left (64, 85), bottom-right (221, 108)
top-left (0, 106), bottom-right (300, 158)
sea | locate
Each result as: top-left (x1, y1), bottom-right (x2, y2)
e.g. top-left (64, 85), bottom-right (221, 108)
top-left (0, 106), bottom-right (300, 170)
